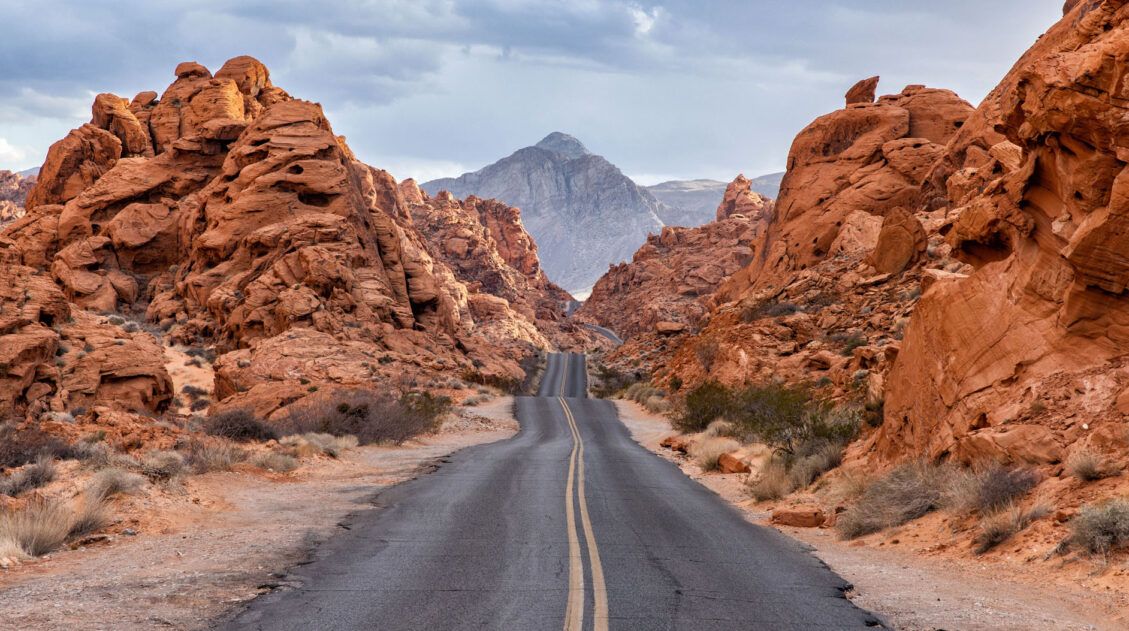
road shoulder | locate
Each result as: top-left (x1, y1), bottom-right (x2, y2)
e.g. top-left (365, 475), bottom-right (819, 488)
top-left (614, 399), bottom-right (1125, 631)
top-left (0, 398), bottom-right (518, 631)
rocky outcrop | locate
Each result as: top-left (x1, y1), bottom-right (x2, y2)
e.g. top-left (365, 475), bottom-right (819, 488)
top-left (845, 76), bottom-right (880, 106)
top-left (0, 170), bottom-right (34, 226)
top-left (601, 79), bottom-right (975, 422)
top-left (876, 0), bottom-right (1129, 465)
top-left (422, 132), bottom-right (666, 295)
top-left (2, 56), bottom-right (595, 422)
top-left (399, 182), bottom-right (586, 356)
top-left (716, 83), bottom-right (972, 302)
top-left (578, 176), bottom-right (771, 339)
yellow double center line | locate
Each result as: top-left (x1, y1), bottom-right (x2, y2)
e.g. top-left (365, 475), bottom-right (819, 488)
top-left (559, 354), bottom-right (608, 631)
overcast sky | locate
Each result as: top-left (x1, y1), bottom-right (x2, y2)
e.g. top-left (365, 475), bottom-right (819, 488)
top-left (0, 0), bottom-right (1063, 184)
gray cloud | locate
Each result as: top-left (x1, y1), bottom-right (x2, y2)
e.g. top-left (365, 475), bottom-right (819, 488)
top-left (0, 0), bottom-right (1063, 183)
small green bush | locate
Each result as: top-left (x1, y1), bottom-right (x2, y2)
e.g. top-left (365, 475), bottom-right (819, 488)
top-left (676, 381), bottom-right (735, 433)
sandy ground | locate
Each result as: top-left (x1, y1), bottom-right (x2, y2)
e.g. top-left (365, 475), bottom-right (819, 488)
top-left (0, 397), bottom-right (518, 631)
top-left (614, 399), bottom-right (1128, 631)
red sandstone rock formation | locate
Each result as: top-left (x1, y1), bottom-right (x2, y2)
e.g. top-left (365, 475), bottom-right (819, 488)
top-left (577, 177), bottom-right (771, 339)
top-left (601, 79), bottom-right (975, 427)
top-left (876, 0), bottom-right (1129, 467)
top-left (1, 56), bottom-right (592, 422)
top-left (844, 76), bottom-right (879, 106)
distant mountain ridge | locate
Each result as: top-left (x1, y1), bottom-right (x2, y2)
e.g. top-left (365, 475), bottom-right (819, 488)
top-left (423, 132), bottom-right (666, 295)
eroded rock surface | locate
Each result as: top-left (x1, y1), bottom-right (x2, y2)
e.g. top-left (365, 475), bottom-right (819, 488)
top-left (2, 56), bottom-right (595, 422)
top-left (577, 176), bottom-right (771, 339)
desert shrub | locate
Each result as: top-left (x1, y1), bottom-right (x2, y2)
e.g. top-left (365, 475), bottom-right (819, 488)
top-left (0, 424), bottom-right (75, 469)
top-left (281, 433), bottom-right (359, 458)
top-left (190, 399), bottom-right (210, 412)
top-left (140, 450), bottom-right (187, 482)
top-left (703, 419), bottom-right (736, 438)
top-left (85, 468), bottom-right (145, 500)
top-left (676, 381), bottom-right (735, 432)
top-left (669, 376), bottom-right (683, 392)
top-left (181, 384), bottom-right (207, 398)
top-left (252, 452), bottom-right (299, 473)
top-left (837, 461), bottom-right (950, 539)
top-left (689, 437), bottom-right (740, 472)
top-left (839, 333), bottom-right (867, 357)
top-left (747, 460), bottom-right (793, 501)
top-left (974, 503), bottom-right (1049, 555)
top-left (462, 394), bottom-right (490, 407)
top-left (0, 455), bottom-right (56, 497)
top-left (75, 442), bottom-right (137, 471)
top-left (204, 409), bottom-right (278, 442)
top-left (742, 299), bottom-right (799, 322)
top-left (184, 441), bottom-right (247, 473)
top-left (1067, 450), bottom-right (1114, 482)
top-left (729, 384), bottom-right (858, 455)
top-left (1068, 499), bottom-right (1129, 556)
top-left (590, 365), bottom-right (641, 399)
top-left (281, 390), bottom-right (448, 445)
top-left (643, 396), bottom-right (671, 414)
top-left (695, 339), bottom-right (721, 371)
top-left (939, 464), bottom-right (1038, 516)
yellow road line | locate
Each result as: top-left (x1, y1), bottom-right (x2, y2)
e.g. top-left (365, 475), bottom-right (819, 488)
top-left (560, 396), bottom-right (609, 631)
top-left (558, 353), bottom-right (569, 397)
top-left (563, 411), bottom-right (584, 631)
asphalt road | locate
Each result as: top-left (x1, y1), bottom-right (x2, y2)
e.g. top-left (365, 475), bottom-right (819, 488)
top-left (581, 324), bottom-right (624, 346)
top-left (219, 353), bottom-right (880, 630)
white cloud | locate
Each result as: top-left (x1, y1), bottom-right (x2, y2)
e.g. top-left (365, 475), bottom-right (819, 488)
top-left (629, 5), bottom-right (660, 36)
top-left (0, 137), bottom-right (27, 165)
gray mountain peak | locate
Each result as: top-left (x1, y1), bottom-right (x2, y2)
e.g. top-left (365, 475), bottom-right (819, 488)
top-left (534, 132), bottom-right (590, 159)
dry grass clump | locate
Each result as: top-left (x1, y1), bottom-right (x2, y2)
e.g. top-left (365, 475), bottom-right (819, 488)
top-left (623, 383), bottom-right (671, 414)
top-left (0, 499), bottom-right (73, 557)
top-left (204, 409), bottom-right (279, 442)
top-left (1066, 450), bottom-right (1116, 482)
top-left (943, 464), bottom-right (1039, 515)
top-left (788, 442), bottom-right (844, 489)
top-left (140, 450), bottom-right (188, 482)
top-left (85, 468), bottom-right (145, 501)
top-left (0, 490), bottom-right (115, 558)
top-left (184, 441), bottom-right (247, 473)
top-left (689, 437), bottom-right (740, 472)
top-left (281, 433), bottom-right (359, 459)
top-left (75, 442), bottom-right (138, 471)
top-left (703, 420), bottom-right (736, 438)
top-left (462, 394), bottom-right (490, 407)
top-left (66, 495), bottom-right (112, 540)
top-left (974, 503), bottom-right (1050, 555)
top-left (0, 455), bottom-right (57, 497)
top-left (252, 452), bottom-right (299, 473)
top-left (836, 461), bottom-right (950, 539)
top-left (1068, 499), bottom-right (1129, 557)
top-left (747, 460), bottom-right (792, 501)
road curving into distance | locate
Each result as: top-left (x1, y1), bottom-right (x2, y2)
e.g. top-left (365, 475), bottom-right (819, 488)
top-left (219, 353), bottom-right (881, 630)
